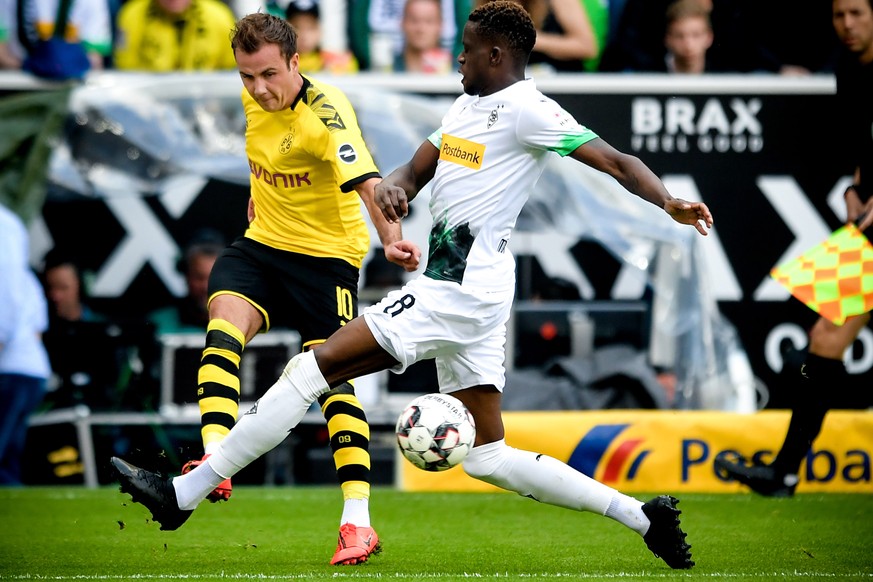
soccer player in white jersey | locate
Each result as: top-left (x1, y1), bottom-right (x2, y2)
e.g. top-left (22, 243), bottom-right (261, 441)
top-left (111, 0), bottom-right (712, 569)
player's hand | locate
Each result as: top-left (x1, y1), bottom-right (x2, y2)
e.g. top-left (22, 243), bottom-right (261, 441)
top-left (247, 197), bottom-right (255, 223)
top-left (665, 198), bottom-right (713, 236)
top-left (375, 183), bottom-right (410, 223)
top-left (386, 240), bottom-right (421, 272)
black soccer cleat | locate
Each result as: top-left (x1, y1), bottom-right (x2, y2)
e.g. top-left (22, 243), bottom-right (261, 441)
top-left (111, 456), bottom-right (192, 531)
top-left (641, 495), bottom-right (694, 569)
top-left (714, 457), bottom-right (797, 497)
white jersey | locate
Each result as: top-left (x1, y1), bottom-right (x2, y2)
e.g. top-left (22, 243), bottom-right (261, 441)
top-left (423, 78), bottom-right (597, 292)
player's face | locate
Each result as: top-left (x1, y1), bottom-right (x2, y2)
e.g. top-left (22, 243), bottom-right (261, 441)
top-left (458, 22), bottom-right (493, 96)
top-left (236, 43), bottom-right (300, 112)
top-left (833, 0), bottom-right (873, 57)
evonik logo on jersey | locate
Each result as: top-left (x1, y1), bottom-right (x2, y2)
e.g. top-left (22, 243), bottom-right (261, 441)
top-left (249, 159), bottom-right (311, 188)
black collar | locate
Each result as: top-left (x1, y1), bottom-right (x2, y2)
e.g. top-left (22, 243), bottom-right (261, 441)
top-left (289, 75), bottom-right (310, 110)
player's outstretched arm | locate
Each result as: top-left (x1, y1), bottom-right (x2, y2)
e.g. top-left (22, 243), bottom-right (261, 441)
top-left (570, 138), bottom-right (713, 235)
top-left (664, 199), bottom-right (714, 236)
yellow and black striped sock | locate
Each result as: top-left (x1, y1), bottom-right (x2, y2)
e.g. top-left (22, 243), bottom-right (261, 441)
top-left (197, 319), bottom-right (245, 452)
top-left (318, 386), bottom-right (371, 501)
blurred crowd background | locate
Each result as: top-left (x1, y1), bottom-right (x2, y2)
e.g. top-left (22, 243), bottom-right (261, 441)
top-left (0, 0), bottom-right (842, 79)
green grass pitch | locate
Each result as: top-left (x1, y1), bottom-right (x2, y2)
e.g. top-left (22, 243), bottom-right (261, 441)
top-left (0, 486), bottom-right (871, 580)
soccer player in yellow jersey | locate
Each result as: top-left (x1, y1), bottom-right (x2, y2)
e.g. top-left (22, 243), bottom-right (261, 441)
top-left (181, 12), bottom-right (420, 565)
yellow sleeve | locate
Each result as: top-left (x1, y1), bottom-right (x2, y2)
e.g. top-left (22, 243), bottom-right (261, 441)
top-left (113, 3), bottom-right (144, 70)
top-left (217, 4), bottom-right (238, 70)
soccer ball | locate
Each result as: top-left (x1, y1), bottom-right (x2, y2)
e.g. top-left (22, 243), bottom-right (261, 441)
top-left (395, 393), bottom-right (476, 472)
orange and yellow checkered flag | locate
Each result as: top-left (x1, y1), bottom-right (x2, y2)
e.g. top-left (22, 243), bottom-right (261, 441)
top-left (771, 224), bottom-right (873, 325)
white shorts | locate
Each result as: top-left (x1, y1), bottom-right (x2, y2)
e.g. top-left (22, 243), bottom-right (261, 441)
top-left (362, 277), bottom-right (513, 393)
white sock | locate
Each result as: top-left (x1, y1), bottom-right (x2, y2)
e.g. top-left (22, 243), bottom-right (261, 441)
top-left (173, 462), bottom-right (224, 510)
top-left (463, 439), bottom-right (620, 516)
top-left (605, 495), bottom-right (650, 536)
top-left (204, 351), bottom-right (328, 485)
top-left (341, 498), bottom-right (370, 528)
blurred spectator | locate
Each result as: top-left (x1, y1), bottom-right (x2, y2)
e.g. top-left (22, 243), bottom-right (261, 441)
top-left (504, 0), bottom-right (599, 73)
top-left (579, 0), bottom-right (608, 71)
top-left (0, 0), bottom-right (111, 75)
top-left (39, 251), bottom-right (157, 411)
top-left (285, 0), bottom-right (359, 74)
top-left (148, 230), bottom-right (224, 334)
top-left (113, 0), bottom-right (237, 71)
top-left (347, 0), bottom-right (469, 70)
top-left (394, 0), bottom-right (452, 73)
top-left (41, 250), bottom-right (105, 325)
top-left (0, 0), bottom-right (22, 69)
top-left (0, 203), bottom-right (51, 486)
top-left (662, 0), bottom-right (712, 74)
top-left (601, 0), bottom-right (838, 74)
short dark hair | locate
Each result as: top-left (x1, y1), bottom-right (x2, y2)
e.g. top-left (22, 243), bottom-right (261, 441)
top-left (286, 0), bottom-right (319, 20)
top-left (42, 248), bottom-right (81, 276)
top-left (177, 228), bottom-right (225, 275)
top-left (468, 0), bottom-right (536, 59)
top-left (231, 13), bottom-right (298, 62)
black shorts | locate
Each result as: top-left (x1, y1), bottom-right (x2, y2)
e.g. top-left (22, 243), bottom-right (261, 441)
top-left (209, 237), bottom-right (359, 348)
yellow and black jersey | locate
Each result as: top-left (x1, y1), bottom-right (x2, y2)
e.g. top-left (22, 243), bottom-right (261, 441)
top-left (113, 0), bottom-right (237, 71)
top-left (243, 76), bottom-right (380, 268)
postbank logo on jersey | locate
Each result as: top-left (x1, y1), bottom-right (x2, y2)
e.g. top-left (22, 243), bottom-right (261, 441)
top-left (440, 133), bottom-right (485, 170)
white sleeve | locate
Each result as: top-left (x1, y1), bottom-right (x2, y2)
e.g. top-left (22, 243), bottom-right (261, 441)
top-left (516, 97), bottom-right (599, 156)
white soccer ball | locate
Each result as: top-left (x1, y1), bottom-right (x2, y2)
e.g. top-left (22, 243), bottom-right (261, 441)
top-left (395, 393), bottom-right (476, 472)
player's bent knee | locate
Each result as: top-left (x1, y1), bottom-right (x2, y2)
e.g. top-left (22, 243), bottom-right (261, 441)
top-left (463, 440), bottom-right (510, 482)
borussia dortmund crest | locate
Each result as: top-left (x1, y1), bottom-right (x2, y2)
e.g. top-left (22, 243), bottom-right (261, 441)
top-left (280, 129), bottom-right (295, 154)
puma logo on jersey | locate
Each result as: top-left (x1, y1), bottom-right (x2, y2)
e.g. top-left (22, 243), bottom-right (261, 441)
top-left (440, 133), bottom-right (485, 170)
top-left (305, 86), bottom-right (347, 132)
